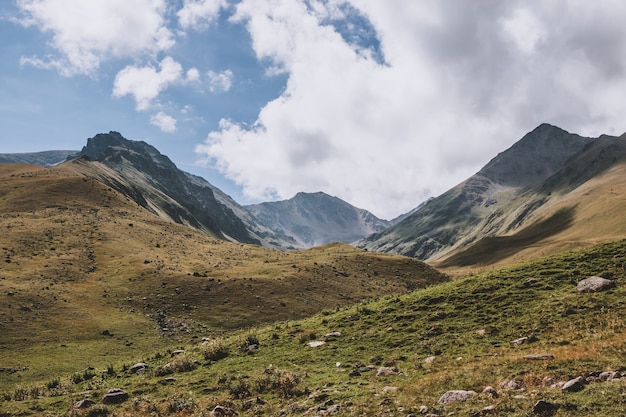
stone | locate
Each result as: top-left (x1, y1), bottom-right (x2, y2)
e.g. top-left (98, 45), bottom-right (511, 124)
top-left (307, 341), bottom-right (326, 347)
top-left (130, 362), bottom-right (147, 374)
top-left (532, 400), bottom-right (558, 415)
top-left (418, 405), bottom-right (429, 413)
top-left (499, 379), bottom-right (522, 390)
top-left (211, 405), bottom-right (238, 416)
top-left (382, 386), bottom-right (398, 392)
top-left (511, 337), bottom-right (528, 346)
top-left (73, 399), bottom-right (95, 409)
top-left (437, 390), bottom-right (477, 404)
top-left (424, 356), bottom-right (437, 364)
top-left (482, 386), bottom-right (498, 397)
top-left (376, 366), bottom-right (399, 377)
top-left (101, 388), bottom-right (129, 404)
top-left (523, 353), bottom-right (554, 360)
top-left (577, 276), bottom-right (615, 293)
top-left (562, 377), bottom-right (584, 392)
top-left (324, 331), bottom-right (342, 338)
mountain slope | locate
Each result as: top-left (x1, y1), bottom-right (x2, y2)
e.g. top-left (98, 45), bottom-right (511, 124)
top-left (246, 192), bottom-right (392, 247)
top-left (74, 131), bottom-right (299, 247)
top-left (358, 124), bottom-right (595, 261)
top-left (0, 162), bottom-right (449, 391)
top-left (438, 132), bottom-right (626, 269)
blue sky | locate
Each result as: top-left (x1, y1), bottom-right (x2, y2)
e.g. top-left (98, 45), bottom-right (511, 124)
top-left (2, 1), bottom-right (626, 219)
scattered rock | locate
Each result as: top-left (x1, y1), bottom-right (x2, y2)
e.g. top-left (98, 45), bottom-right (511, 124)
top-left (210, 405), bottom-right (238, 416)
top-left (499, 379), bottom-right (522, 390)
top-left (73, 399), bottom-right (95, 409)
top-left (577, 276), bottom-right (615, 293)
top-left (324, 331), bottom-right (342, 338)
top-left (424, 356), bottom-right (437, 364)
top-left (437, 390), bottom-right (477, 404)
top-left (532, 400), bottom-right (558, 415)
top-left (511, 337), bottom-right (528, 346)
top-left (307, 341), bottom-right (326, 347)
top-left (101, 388), bottom-right (129, 404)
top-left (562, 377), bottom-right (584, 392)
top-left (418, 405), bottom-right (429, 414)
top-left (130, 362), bottom-right (147, 374)
top-left (382, 386), bottom-right (398, 392)
top-left (523, 353), bottom-right (554, 360)
top-left (376, 366), bottom-right (399, 377)
top-left (482, 386), bottom-right (498, 397)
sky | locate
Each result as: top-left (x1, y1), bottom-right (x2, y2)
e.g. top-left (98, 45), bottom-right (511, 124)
top-left (2, 1), bottom-right (626, 219)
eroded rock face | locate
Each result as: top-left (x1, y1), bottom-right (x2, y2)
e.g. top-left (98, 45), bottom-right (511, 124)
top-left (577, 276), bottom-right (615, 293)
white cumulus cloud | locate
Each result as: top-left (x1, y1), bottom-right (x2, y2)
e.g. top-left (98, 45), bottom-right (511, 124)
top-left (112, 56), bottom-right (183, 110)
top-left (207, 69), bottom-right (234, 93)
top-left (16, 0), bottom-right (174, 76)
top-left (150, 111), bottom-right (177, 132)
top-left (197, 0), bottom-right (626, 219)
top-left (178, 0), bottom-right (228, 30)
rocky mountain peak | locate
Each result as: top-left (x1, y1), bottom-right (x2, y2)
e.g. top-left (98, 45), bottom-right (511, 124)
top-left (478, 123), bottom-right (593, 188)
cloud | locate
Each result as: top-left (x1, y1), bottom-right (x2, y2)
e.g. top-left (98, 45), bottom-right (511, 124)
top-left (150, 111), bottom-right (177, 132)
top-left (178, 0), bottom-right (228, 30)
top-left (16, 0), bottom-right (174, 76)
top-left (197, 0), bottom-right (626, 219)
top-left (112, 56), bottom-right (183, 110)
top-left (207, 69), bottom-right (233, 92)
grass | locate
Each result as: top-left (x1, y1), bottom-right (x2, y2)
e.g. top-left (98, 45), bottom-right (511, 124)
top-left (0, 164), bottom-right (448, 393)
top-left (3, 238), bottom-right (626, 415)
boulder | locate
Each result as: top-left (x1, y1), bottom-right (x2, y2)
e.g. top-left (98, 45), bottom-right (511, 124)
top-left (437, 390), bottom-right (477, 404)
top-left (577, 276), bottom-right (615, 293)
top-left (130, 362), bottom-right (147, 374)
top-left (101, 388), bottom-right (129, 404)
top-left (376, 366), bottom-right (400, 377)
top-left (562, 377), bottom-right (584, 392)
top-left (73, 399), bottom-right (95, 409)
top-left (532, 400), bottom-right (558, 415)
top-left (210, 405), bottom-right (238, 416)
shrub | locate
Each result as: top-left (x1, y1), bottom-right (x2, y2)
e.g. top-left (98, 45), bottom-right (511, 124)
top-left (13, 385), bottom-right (28, 401)
top-left (167, 394), bottom-right (197, 413)
top-left (154, 353), bottom-right (198, 376)
top-left (202, 337), bottom-right (229, 361)
top-left (86, 405), bottom-right (110, 417)
top-left (295, 329), bottom-right (316, 344)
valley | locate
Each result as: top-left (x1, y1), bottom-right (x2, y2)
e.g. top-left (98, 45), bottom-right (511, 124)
top-left (1, 124), bottom-right (626, 416)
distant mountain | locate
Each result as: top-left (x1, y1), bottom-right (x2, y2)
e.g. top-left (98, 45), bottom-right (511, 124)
top-left (246, 192), bottom-right (392, 248)
top-left (358, 124), bottom-right (599, 262)
top-left (72, 131), bottom-right (297, 247)
top-left (0, 150), bottom-right (77, 166)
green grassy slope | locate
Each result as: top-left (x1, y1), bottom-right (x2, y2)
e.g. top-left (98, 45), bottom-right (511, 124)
top-left (3, 239), bottom-right (626, 416)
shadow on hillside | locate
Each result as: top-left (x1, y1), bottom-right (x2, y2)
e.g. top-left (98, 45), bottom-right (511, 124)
top-left (439, 206), bottom-right (576, 267)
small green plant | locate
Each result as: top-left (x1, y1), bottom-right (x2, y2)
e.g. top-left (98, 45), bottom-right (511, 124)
top-left (46, 377), bottom-right (60, 390)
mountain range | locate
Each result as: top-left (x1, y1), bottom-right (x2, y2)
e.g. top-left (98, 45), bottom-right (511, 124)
top-left (2, 123), bottom-right (626, 267)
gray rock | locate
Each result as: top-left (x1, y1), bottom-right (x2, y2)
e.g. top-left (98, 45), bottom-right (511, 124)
top-left (482, 386), bottom-right (498, 397)
top-left (532, 400), bottom-right (558, 415)
top-left (376, 366), bottom-right (399, 376)
top-left (101, 388), bottom-right (129, 404)
top-left (73, 399), bottom-right (95, 409)
top-left (577, 276), bottom-right (615, 293)
top-left (523, 353), bottom-right (554, 360)
top-left (511, 337), bottom-right (528, 346)
top-left (210, 405), bottom-right (238, 416)
top-left (437, 390), bottom-right (477, 404)
top-left (499, 379), bottom-right (522, 390)
top-left (130, 362), bottom-right (147, 374)
top-left (562, 377), bottom-right (584, 392)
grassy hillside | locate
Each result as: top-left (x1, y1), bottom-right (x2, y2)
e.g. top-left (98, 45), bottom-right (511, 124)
top-left (0, 163), bottom-right (447, 393)
top-left (3, 234), bottom-right (626, 415)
